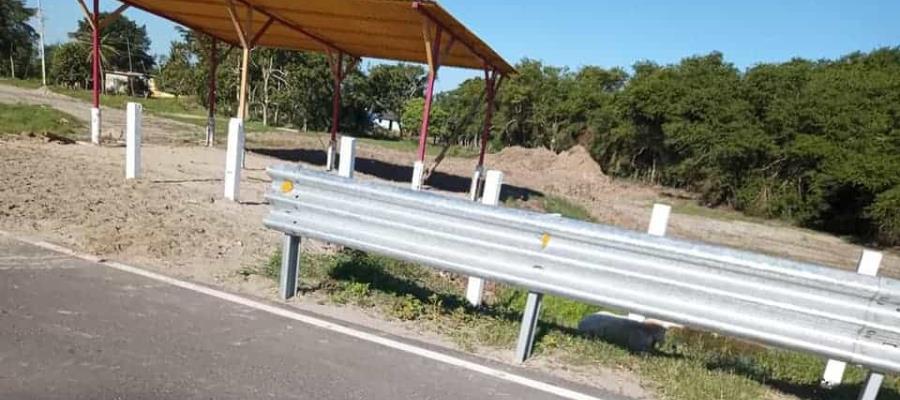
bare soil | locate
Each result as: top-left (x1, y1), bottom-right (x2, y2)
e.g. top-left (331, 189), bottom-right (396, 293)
top-left (2, 84), bottom-right (897, 398)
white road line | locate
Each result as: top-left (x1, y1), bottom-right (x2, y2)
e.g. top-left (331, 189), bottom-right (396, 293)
top-left (0, 231), bottom-right (607, 400)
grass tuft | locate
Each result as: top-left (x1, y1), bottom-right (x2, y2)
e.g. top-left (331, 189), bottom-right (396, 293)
top-left (0, 103), bottom-right (83, 136)
top-left (0, 78), bottom-right (43, 89)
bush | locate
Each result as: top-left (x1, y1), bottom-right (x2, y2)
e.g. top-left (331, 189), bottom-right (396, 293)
top-left (868, 186), bottom-right (900, 245)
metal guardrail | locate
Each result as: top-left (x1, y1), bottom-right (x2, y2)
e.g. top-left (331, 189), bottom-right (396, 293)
top-left (263, 162), bottom-right (899, 398)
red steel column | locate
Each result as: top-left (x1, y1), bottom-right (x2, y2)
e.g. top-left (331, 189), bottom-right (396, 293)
top-left (91, 0), bottom-right (100, 108)
top-left (416, 26), bottom-right (443, 162)
top-left (477, 68), bottom-right (498, 168)
top-left (330, 52), bottom-right (343, 144)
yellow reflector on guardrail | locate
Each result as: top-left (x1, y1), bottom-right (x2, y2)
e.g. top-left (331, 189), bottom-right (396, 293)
top-left (280, 180), bottom-right (294, 193)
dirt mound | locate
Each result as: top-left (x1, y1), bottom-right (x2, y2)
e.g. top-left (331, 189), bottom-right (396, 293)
top-left (487, 145), bottom-right (610, 199)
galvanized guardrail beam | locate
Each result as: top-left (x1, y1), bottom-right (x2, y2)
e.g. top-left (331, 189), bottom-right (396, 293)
top-left (264, 161), bottom-right (900, 398)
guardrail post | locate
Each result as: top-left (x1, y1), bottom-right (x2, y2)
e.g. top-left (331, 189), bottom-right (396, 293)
top-left (224, 118), bottom-right (245, 202)
top-left (466, 170), bottom-right (503, 306)
top-left (280, 234), bottom-right (301, 300)
top-left (326, 141), bottom-right (337, 171)
top-left (125, 102), bottom-right (142, 179)
top-left (338, 136), bottom-right (356, 179)
top-left (821, 249), bottom-right (883, 388)
top-left (858, 371), bottom-right (884, 400)
top-left (411, 161), bottom-right (425, 191)
top-left (628, 203), bottom-right (671, 322)
top-left (516, 291), bottom-right (543, 363)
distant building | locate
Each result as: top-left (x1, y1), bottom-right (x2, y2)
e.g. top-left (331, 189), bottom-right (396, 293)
top-left (104, 71), bottom-right (149, 97)
top-left (372, 111), bottom-right (401, 133)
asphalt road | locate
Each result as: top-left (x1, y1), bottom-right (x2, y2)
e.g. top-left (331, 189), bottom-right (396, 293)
top-left (0, 236), bottom-right (622, 400)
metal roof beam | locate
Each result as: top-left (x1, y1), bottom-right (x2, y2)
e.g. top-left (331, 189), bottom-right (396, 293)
top-left (98, 4), bottom-right (131, 31)
top-left (115, 0), bottom-right (241, 47)
top-left (249, 17), bottom-right (275, 48)
top-left (74, 0), bottom-right (96, 30)
top-left (412, 1), bottom-right (506, 75)
top-left (233, 0), bottom-right (355, 56)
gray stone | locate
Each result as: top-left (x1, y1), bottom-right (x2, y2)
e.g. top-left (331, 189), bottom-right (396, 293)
top-left (577, 311), bottom-right (667, 352)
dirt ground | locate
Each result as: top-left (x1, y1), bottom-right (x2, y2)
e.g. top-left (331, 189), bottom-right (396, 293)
top-left (1, 84), bottom-right (898, 398)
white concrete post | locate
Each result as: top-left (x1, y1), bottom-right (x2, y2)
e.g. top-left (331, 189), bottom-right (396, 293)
top-left (326, 141), bottom-right (337, 171)
top-left (821, 249), bottom-right (883, 388)
top-left (125, 103), bottom-right (142, 179)
top-left (224, 118), bottom-right (245, 202)
top-left (466, 170), bottom-right (503, 307)
top-left (90, 107), bottom-right (101, 145)
top-left (628, 204), bottom-right (672, 321)
top-left (338, 136), bottom-right (356, 179)
top-left (411, 161), bottom-right (425, 191)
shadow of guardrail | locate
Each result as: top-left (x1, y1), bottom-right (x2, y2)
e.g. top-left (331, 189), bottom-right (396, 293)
top-left (248, 147), bottom-right (543, 202)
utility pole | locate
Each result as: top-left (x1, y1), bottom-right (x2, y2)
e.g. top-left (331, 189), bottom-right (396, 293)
top-left (37, 0), bottom-right (47, 86)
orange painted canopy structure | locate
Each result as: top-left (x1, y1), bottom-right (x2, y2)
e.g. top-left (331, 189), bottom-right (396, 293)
top-left (118, 0), bottom-right (514, 74)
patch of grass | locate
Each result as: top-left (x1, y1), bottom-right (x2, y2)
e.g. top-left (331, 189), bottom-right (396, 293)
top-left (541, 195), bottom-right (595, 222)
top-left (506, 194), bottom-right (596, 223)
top-left (254, 246), bottom-right (900, 400)
top-left (0, 103), bottom-right (83, 136)
top-left (0, 78), bottom-right (43, 89)
top-left (671, 200), bottom-right (776, 225)
top-left (49, 88), bottom-right (279, 143)
top-left (494, 288), bottom-right (602, 327)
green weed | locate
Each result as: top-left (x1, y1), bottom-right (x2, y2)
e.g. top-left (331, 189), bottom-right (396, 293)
top-left (0, 103), bottom-right (83, 136)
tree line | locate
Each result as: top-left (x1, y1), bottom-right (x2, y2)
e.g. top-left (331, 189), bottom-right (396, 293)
top-left (432, 50), bottom-right (900, 247)
top-left (3, 0), bottom-right (898, 246)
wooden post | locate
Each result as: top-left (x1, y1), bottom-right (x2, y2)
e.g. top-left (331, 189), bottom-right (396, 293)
top-left (206, 38), bottom-right (218, 147)
top-left (225, 0), bottom-right (250, 120)
top-left (415, 22), bottom-right (442, 163)
top-left (238, 47), bottom-right (250, 120)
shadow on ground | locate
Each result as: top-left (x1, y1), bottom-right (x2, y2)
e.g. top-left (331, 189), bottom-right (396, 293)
top-left (249, 147), bottom-right (542, 202)
top-left (320, 249), bottom-right (899, 400)
top-left (705, 357), bottom-right (899, 400)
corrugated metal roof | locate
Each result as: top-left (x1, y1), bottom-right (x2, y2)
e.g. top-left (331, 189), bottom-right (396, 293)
top-left (119, 0), bottom-right (515, 74)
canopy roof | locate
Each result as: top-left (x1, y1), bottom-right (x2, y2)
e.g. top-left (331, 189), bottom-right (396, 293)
top-left (119, 0), bottom-right (515, 74)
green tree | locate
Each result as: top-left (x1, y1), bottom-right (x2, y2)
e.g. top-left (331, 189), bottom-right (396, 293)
top-left (363, 63), bottom-right (426, 133)
top-left (157, 41), bottom-right (195, 96)
top-left (437, 77), bottom-right (485, 148)
top-left (401, 97), bottom-right (448, 140)
top-left (49, 42), bottom-right (90, 88)
top-left (70, 13), bottom-right (154, 74)
top-left (0, 0), bottom-right (36, 78)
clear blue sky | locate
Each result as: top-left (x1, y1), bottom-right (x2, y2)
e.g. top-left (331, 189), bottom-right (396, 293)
top-left (28, 0), bottom-right (899, 92)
